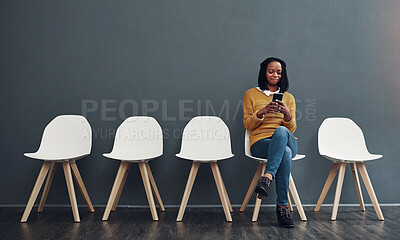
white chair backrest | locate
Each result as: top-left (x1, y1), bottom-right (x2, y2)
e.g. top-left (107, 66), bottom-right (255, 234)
top-left (318, 118), bottom-right (370, 157)
top-left (244, 130), bottom-right (252, 157)
top-left (109, 116), bottom-right (163, 159)
top-left (178, 116), bottom-right (233, 160)
top-left (37, 115), bottom-right (92, 157)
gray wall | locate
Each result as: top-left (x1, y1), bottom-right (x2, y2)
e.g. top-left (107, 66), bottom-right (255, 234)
top-left (1, 0), bottom-right (400, 206)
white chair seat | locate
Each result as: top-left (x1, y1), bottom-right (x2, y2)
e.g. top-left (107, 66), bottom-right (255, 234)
top-left (103, 153), bottom-right (162, 162)
top-left (246, 153), bottom-right (305, 162)
top-left (24, 152), bottom-right (88, 161)
top-left (103, 116), bottom-right (163, 162)
top-left (318, 117), bottom-right (383, 162)
top-left (23, 115), bottom-right (92, 162)
top-left (321, 154), bottom-right (382, 162)
top-left (175, 153), bottom-right (234, 162)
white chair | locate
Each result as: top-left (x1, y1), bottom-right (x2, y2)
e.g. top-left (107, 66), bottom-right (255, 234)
top-left (176, 116), bottom-right (234, 222)
top-left (240, 130), bottom-right (307, 221)
top-left (21, 115), bottom-right (95, 222)
top-left (102, 116), bottom-right (165, 221)
top-left (314, 117), bottom-right (384, 220)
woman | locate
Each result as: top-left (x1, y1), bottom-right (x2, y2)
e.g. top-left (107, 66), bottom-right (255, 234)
top-left (243, 57), bottom-right (297, 228)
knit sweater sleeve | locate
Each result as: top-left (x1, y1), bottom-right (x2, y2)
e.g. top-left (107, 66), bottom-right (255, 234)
top-left (243, 89), bottom-right (264, 131)
top-left (282, 94), bottom-right (297, 133)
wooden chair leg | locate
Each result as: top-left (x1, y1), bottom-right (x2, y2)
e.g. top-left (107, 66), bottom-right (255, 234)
top-left (252, 163), bottom-right (266, 222)
top-left (145, 162), bottom-right (165, 212)
top-left (350, 162), bottom-right (365, 212)
top-left (111, 162), bottom-right (131, 211)
top-left (287, 193), bottom-right (293, 212)
top-left (102, 161), bottom-right (129, 221)
top-left (288, 173), bottom-right (307, 221)
top-left (70, 162), bottom-right (95, 213)
top-left (138, 162), bottom-right (158, 221)
top-left (38, 162), bottom-right (57, 213)
top-left (218, 167), bottom-right (233, 213)
top-left (62, 162), bottom-right (80, 222)
top-left (314, 162), bottom-right (340, 211)
top-left (331, 162), bottom-right (346, 221)
top-left (357, 162), bottom-right (384, 220)
top-left (240, 163), bottom-right (263, 212)
top-left (21, 161), bottom-right (52, 222)
top-left (252, 196), bottom-right (262, 222)
top-left (210, 162), bottom-right (232, 222)
top-left (176, 162), bottom-right (200, 222)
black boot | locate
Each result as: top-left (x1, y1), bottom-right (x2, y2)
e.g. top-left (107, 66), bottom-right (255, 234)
top-left (254, 176), bottom-right (271, 197)
top-left (276, 206), bottom-right (294, 228)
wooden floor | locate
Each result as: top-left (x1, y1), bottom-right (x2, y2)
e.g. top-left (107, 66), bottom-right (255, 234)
top-left (0, 206), bottom-right (398, 239)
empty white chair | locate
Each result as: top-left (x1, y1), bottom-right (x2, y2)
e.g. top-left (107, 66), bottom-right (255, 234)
top-left (314, 117), bottom-right (384, 220)
top-left (240, 130), bottom-right (307, 221)
top-left (176, 116), bottom-right (234, 222)
top-left (21, 115), bottom-right (95, 222)
top-left (102, 116), bottom-right (165, 221)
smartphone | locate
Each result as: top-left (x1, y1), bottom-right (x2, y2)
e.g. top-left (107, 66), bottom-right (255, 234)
top-left (272, 93), bottom-right (283, 102)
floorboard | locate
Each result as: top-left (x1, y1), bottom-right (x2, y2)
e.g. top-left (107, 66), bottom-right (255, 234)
top-left (0, 206), bottom-right (398, 239)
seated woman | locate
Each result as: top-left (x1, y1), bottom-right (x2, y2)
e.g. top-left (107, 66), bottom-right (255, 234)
top-left (243, 57), bottom-right (297, 228)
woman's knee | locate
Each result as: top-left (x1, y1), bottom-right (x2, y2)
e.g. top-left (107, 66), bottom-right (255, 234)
top-left (274, 126), bottom-right (290, 137)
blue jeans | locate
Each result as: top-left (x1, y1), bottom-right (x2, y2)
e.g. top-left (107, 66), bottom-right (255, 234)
top-left (250, 126), bottom-right (297, 206)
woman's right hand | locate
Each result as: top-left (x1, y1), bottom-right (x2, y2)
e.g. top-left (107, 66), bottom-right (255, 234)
top-left (256, 102), bottom-right (279, 118)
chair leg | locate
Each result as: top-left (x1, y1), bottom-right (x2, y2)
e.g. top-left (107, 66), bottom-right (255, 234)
top-left (350, 162), bottom-right (365, 212)
top-left (70, 162), bottom-right (95, 213)
top-left (176, 162), bottom-right (200, 222)
top-left (21, 161), bottom-right (52, 222)
top-left (357, 162), bottom-right (384, 220)
top-left (288, 173), bottom-right (307, 221)
top-left (62, 162), bottom-right (80, 222)
top-left (102, 161), bottom-right (129, 221)
top-left (210, 162), bottom-right (232, 222)
top-left (252, 163), bottom-right (266, 222)
top-left (287, 192), bottom-right (293, 212)
top-left (145, 162), bottom-right (165, 212)
top-left (38, 162), bottom-right (57, 213)
top-left (314, 162), bottom-right (340, 211)
top-left (219, 167), bottom-right (233, 213)
top-left (111, 162), bottom-right (131, 211)
top-left (240, 163), bottom-right (263, 212)
top-left (331, 162), bottom-right (346, 221)
top-left (138, 162), bottom-right (158, 221)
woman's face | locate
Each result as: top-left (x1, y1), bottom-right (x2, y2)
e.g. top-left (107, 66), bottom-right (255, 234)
top-left (266, 61), bottom-right (282, 87)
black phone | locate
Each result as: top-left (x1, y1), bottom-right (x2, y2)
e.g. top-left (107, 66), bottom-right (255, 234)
top-left (272, 93), bottom-right (283, 102)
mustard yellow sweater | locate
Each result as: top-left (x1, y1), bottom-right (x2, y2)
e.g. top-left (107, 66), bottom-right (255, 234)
top-left (243, 87), bottom-right (297, 146)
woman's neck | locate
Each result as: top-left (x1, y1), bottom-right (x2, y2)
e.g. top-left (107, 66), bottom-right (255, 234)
top-left (267, 84), bottom-right (278, 92)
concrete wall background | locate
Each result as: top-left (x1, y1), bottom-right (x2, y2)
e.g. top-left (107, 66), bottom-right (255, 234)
top-left (1, 0), bottom-right (400, 206)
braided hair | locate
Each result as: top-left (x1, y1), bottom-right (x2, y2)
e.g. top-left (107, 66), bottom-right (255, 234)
top-left (258, 57), bottom-right (289, 93)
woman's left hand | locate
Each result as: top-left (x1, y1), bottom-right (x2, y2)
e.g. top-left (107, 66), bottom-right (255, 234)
top-left (276, 100), bottom-right (292, 122)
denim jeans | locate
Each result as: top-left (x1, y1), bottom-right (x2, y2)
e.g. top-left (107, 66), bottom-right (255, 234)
top-left (250, 126), bottom-right (298, 206)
